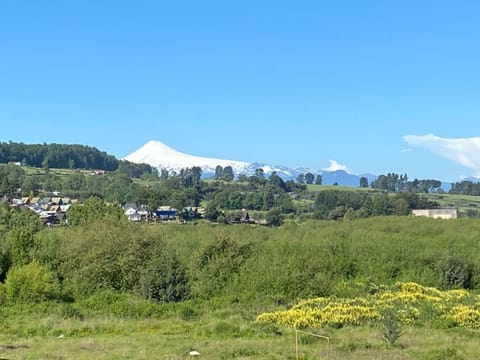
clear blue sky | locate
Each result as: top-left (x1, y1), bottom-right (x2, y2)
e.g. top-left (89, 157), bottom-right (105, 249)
top-left (2, 1), bottom-right (480, 182)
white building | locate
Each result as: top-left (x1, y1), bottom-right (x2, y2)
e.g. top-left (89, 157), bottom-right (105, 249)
top-left (412, 208), bottom-right (457, 219)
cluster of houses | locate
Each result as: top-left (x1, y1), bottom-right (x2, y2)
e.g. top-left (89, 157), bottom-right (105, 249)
top-left (123, 203), bottom-right (206, 222)
top-left (2, 194), bottom-right (209, 225)
top-left (2, 192), bottom-right (460, 225)
top-left (3, 195), bottom-right (78, 225)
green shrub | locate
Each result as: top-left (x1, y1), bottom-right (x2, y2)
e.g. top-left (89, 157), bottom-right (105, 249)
top-left (194, 237), bottom-right (253, 298)
top-left (177, 302), bottom-right (197, 320)
top-left (265, 208), bottom-right (284, 227)
top-left (0, 282), bottom-right (6, 304)
top-left (381, 309), bottom-right (403, 347)
top-left (426, 347), bottom-right (464, 360)
top-left (439, 256), bottom-right (473, 289)
top-left (59, 303), bottom-right (84, 320)
top-left (213, 320), bottom-right (240, 337)
top-left (4, 260), bottom-right (60, 304)
top-left (58, 221), bottom-right (163, 296)
top-left (138, 249), bottom-right (190, 303)
top-left (78, 290), bottom-right (164, 318)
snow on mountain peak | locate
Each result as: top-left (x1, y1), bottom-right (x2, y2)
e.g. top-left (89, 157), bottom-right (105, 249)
top-left (123, 140), bottom-right (249, 174)
top-left (124, 140), bottom-right (377, 186)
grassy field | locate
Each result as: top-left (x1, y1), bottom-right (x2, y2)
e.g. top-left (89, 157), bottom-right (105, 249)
top-left (1, 303), bottom-right (479, 360)
top-left (306, 184), bottom-right (380, 193)
top-left (425, 192), bottom-right (480, 215)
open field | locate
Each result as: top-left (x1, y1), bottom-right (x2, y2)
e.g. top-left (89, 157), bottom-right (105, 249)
top-left (1, 301), bottom-right (480, 360)
top-left (425, 193), bottom-right (480, 216)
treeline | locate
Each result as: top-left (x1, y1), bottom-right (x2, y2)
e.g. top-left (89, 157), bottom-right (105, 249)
top-left (450, 180), bottom-right (480, 196)
top-left (1, 207), bottom-right (479, 308)
top-left (0, 142), bottom-right (119, 170)
top-left (313, 190), bottom-right (438, 220)
top-left (370, 173), bottom-right (443, 193)
top-left (0, 163), bottom-right (441, 222)
top-left (371, 173), bottom-right (480, 196)
top-left (0, 142), bottom-right (156, 177)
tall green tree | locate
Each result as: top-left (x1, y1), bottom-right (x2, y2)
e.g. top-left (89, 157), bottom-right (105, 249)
top-left (305, 172), bottom-right (315, 185)
top-left (359, 176), bottom-right (369, 188)
top-left (214, 165), bottom-right (223, 180)
top-left (222, 166), bottom-right (234, 182)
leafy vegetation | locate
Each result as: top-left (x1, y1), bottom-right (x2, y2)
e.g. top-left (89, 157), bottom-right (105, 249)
top-left (0, 207), bottom-right (479, 357)
top-left (2, 143), bottom-right (480, 357)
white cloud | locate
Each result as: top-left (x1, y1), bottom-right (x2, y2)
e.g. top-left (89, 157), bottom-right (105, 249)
top-left (403, 134), bottom-right (480, 176)
top-left (323, 160), bottom-right (349, 172)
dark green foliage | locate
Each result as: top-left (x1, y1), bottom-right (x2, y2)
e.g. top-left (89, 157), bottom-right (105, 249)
top-left (314, 189), bottom-right (438, 219)
top-left (177, 302), bottom-right (198, 320)
top-left (305, 172), bottom-right (314, 185)
top-left (426, 347), bottom-right (464, 360)
top-left (3, 209), bottom-right (480, 312)
top-left (67, 196), bottom-right (124, 226)
top-left (58, 221), bottom-right (163, 296)
top-left (265, 208), bottom-right (284, 226)
top-left (139, 249), bottom-right (190, 302)
top-left (10, 224), bottom-right (44, 267)
top-left (450, 180), bottom-right (480, 196)
top-left (221, 166), bottom-right (234, 182)
top-left (439, 256), bottom-right (473, 289)
top-left (0, 206), bottom-right (43, 274)
top-left (77, 290), bottom-right (165, 318)
top-left (0, 142), bottom-right (119, 170)
top-left (118, 160), bottom-right (157, 178)
top-left (371, 173), bottom-right (408, 192)
top-left (195, 237), bottom-right (253, 298)
top-left (359, 176), bottom-right (368, 188)
top-left (0, 163), bottom-right (25, 197)
top-left (213, 320), bottom-right (240, 337)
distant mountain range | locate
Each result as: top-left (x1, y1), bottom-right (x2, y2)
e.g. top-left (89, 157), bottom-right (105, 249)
top-left (124, 140), bottom-right (378, 186)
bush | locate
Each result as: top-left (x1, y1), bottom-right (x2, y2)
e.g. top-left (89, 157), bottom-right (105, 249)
top-left (194, 237), bottom-right (253, 298)
top-left (265, 208), bottom-right (284, 227)
top-left (381, 309), bottom-right (403, 347)
top-left (212, 320), bottom-right (240, 337)
top-left (138, 249), bottom-right (190, 303)
top-left (4, 260), bottom-right (61, 304)
top-left (77, 290), bottom-right (165, 318)
top-left (439, 256), bottom-right (473, 289)
top-left (426, 347), bottom-right (464, 360)
top-left (58, 221), bottom-right (163, 296)
top-left (177, 302), bottom-right (198, 320)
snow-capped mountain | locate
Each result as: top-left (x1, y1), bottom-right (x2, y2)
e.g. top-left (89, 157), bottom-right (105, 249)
top-left (124, 140), bottom-right (377, 186)
top-left (123, 140), bottom-right (250, 175)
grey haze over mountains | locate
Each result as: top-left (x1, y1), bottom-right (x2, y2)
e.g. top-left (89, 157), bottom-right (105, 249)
top-left (124, 140), bottom-right (377, 186)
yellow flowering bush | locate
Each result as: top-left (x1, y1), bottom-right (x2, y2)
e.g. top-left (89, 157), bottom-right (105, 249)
top-left (256, 282), bottom-right (480, 330)
top-left (451, 305), bottom-right (480, 329)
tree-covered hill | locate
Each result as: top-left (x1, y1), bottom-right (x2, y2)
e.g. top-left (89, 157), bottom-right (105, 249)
top-left (0, 141), bottom-right (157, 179)
top-left (0, 142), bottom-right (119, 170)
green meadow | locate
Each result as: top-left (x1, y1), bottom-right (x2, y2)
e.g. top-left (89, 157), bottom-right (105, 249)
top-left (2, 211), bottom-right (480, 359)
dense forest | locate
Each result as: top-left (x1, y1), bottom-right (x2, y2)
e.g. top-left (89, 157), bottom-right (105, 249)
top-left (0, 141), bottom-right (155, 176)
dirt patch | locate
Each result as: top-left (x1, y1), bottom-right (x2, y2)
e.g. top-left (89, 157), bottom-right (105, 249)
top-left (0, 344), bottom-right (29, 350)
